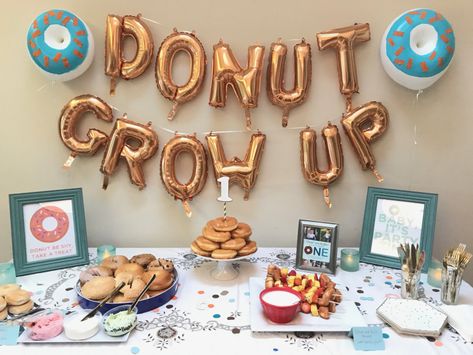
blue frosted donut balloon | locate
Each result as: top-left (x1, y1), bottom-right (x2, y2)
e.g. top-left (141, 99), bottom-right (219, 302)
top-left (26, 9), bottom-right (94, 81)
top-left (380, 9), bottom-right (455, 90)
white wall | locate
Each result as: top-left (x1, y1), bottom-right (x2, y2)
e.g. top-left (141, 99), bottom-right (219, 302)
top-left (2, 0), bottom-right (472, 283)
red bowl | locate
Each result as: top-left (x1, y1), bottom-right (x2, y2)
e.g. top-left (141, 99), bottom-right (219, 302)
top-left (259, 287), bottom-right (302, 323)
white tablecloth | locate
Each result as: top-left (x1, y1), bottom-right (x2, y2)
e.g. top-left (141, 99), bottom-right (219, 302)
top-left (6, 248), bottom-right (473, 355)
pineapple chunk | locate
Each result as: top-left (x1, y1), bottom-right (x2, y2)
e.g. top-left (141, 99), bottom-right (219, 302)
top-left (287, 276), bottom-right (296, 287)
top-left (310, 304), bottom-right (319, 316)
top-left (301, 279), bottom-right (307, 289)
top-left (313, 280), bottom-right (320, 288)
top-left (280, 268), bottom-right (288, 277)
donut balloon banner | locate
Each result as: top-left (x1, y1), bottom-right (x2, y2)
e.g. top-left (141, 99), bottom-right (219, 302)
top-left (26, 9), bottom-right (94, 81)
top-left (380, 8), bottom-right (455, 90)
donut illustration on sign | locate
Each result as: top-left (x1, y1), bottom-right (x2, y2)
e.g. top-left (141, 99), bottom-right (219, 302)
top-left (380, 8), bottom-right (455, 90)
top-left (29, 206), bottom-right (69, 243)
top-left (26, 9), bottom-right (95, 81)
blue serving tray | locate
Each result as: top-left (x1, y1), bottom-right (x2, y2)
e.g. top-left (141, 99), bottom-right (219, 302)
top-left (75, 269), bottom-right (179, 314)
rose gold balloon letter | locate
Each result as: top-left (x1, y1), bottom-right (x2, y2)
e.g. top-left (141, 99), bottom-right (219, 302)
top-left (100, 117), bottom-right (159, 190)
top-left (300, 124), bottom-right (344, 208)
top-left (316, 24), bottom-right (370, 106)
top-left (59, 95), bottom-right (113, 168)
top-left (267, 39), bottom-right (312, 127)
top-left (206, 133), bottom-right (266, 200)
top-left (209, 40), bottom-right (265, 130)
top-left (341, 101), bottom-right (389, 182)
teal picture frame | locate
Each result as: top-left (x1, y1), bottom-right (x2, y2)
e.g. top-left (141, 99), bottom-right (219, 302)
top-left (359, 187), bottom-right (438, 272)
top-left (9, 188), bottom-right (89, 276)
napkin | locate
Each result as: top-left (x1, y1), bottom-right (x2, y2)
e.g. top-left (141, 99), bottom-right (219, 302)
top-left (440, 304), bottom-right (473, 342)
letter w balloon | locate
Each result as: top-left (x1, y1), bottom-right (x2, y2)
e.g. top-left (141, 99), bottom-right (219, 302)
top-left (206, 133), bottom-right (266, 200)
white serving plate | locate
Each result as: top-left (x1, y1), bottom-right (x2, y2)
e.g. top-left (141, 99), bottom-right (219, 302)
top-left (17, 310), bottom-right (131, 343)
top-left (377, 298), bottom-right (447, 337)
top-left (249, 277), bottom-right (366, 332)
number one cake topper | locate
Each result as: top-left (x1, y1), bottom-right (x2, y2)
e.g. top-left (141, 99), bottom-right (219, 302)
top-left (217, 176), bottom-right (232, 220)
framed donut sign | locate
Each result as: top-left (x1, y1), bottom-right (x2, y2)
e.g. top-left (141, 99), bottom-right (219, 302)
top-left (295, 219), bottom-right (338, 274)
top-left (9, 188), bottom-right (89, 276)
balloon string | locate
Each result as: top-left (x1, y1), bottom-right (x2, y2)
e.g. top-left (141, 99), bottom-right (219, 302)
top-left (168, 102), bottom-right (179, 121)
top-left (36, 81), bottom-right (56, 92)
top-left (63, 153), bottom-right (77, 168)
top-left (282, 107), bottom-right (290, 127)
top-left (245, 108), bottom-right (252, 131)
top-left (183, 200), bottom-right (192, 218)
top-left (323, 186), bottom-right (332, 208)
top-left (102, 176), bottom-right (109, 190)
top-left (372, 168), bottom-right (384, 183)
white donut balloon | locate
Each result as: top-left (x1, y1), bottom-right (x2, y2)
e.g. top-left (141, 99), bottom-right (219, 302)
top-left (26, 9), bottom-right (94, 81)
top-left (380, 8), bottom-right (455, 90)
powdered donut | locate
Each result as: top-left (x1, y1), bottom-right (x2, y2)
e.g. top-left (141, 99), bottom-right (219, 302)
top-left (0, 284), bottom-right (20, 297)
top-left (142, 270), bottom-right (173, 291)
top-left (0, 296), bottom-right (6, 312)
top-left (9, 299), bottom-right (34, 315)
top-left (130, 253), bottom-right (156, 268)
top-left (101, 255), bottom-right (129, 271)
top-left (221, 238), bottom-right (246, 251)
top-left (79, 266), bottom-right (113, 284)
top-left (231, 222), bottom-right (252, 239)
top-left (195, 236), bottom-right (220, 252)
top-left (115, 263), bottom-right (144, 279)
top-left (209, 216), bottom-right (239, 232)
top-left (202, 225), bottom-right (231, 243)
top-left (238, 240), bottom-right (257, 256)
top-left (211, 249), bottom-right (237, 259)
top-left (81, 276), bottom-right (115, 300)
top-left (0, 307), bottom-right (7, 320)
top-left (5, 289), bottom-right (31, 306)
top-left (122, 278), bottom-right (146, 299)
top-left (191, 241), bottom-right (211, 257)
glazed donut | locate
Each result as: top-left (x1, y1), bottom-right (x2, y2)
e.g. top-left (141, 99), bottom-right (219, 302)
top-left (101, 255), bottom-right (129, 271)
top-left (29, 206), bottom-right (69, 243)
top-left (26, 9), bottom-right (94, 81)
top-left (142, 270), bottom-right (173, 291)
top-left (221, 238), bottom-right (246, 251)
top-left (380, 8), bottom-right (455, 90)
top-left (146, 289), bottom-right (164, 298)
top-left (115, 263), bottom-right (144, 279)
top-left (209, 216), bottom-right (239, 232)
top-left (81, 276), bottom-right (116, 300)
top-left (231, 222), bottom-right (252, 239)
top-left (9, 300), bottom-right (34, 315)
top-left (5, 289), bottom-right (31, 306)
top-left (191, 241), bottom-right (211, 257)
top-left (130, 253), bottom-right (156, 268)
top-left (211, 249), bottom-right (237, 259)
top-left (238, 241), bottom-right (257, 256)
top-left (202, 225), bottom-right (231, 243)
top-left (79, 266), bottom-right (113, 284)
top-left (0, 296), bottom-right (6, 312)
top-left (195, 236), bottom-right (220, 252)
top-left (0, 284), bottom-right (20, 297)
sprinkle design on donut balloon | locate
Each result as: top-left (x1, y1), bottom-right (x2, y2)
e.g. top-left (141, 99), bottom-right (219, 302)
top-left (30, 206), bottom-right (69, 243)
top-left (380, 8), bottom-right (455, 90)
top-left (26, 9), bottom-right (94, 81)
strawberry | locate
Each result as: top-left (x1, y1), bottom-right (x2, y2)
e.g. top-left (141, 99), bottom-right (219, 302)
top-left (301, 302), bottom-right (311, 314)
top-left (281, 275), bottom-right (287, 285)
top-left (288, 270), bottom-right (297, 277)
top-left (313, 273), bottom-right (319, 281)
top-left (306, 279), bottom-right (313, 288)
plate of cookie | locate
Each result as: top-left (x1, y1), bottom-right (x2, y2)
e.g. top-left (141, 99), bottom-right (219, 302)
top-left (190, 216), bottom-right (258, 260)
top-left (76, 254), bottom-right (178, 314)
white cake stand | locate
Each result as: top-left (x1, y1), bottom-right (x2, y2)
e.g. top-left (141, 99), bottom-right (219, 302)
top-left (196, 252), bottom-right (256, 281)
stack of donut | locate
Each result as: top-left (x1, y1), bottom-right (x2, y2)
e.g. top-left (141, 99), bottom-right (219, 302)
top-left (79, 254), bottom-right (175, 303)
top-left (0, 284), bottom-right (34, 320)
top-left (191, 216), bottom-right (257, 259)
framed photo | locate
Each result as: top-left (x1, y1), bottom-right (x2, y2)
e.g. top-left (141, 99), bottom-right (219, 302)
top-left (296, 220), bottom-right (338, 274)
top-left (359, 187), bottom-right (438, 272)
top-left (9, 188), bottom-right (89, 276)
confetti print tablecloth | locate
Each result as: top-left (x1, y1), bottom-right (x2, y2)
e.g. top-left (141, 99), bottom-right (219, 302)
top-left (9, 248), bottom-right (473, 355)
